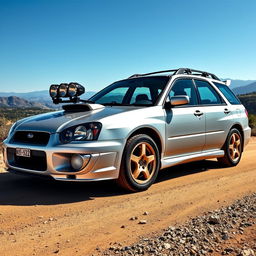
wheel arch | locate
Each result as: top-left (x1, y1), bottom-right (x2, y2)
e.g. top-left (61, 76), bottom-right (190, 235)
top-left (230, 123), bottom-right (244, 151)
top-left (127, 126), bottom-right (163, 155)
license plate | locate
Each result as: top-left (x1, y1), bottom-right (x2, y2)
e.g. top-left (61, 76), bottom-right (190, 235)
top-left (16, 148), bottom-right (31, 158)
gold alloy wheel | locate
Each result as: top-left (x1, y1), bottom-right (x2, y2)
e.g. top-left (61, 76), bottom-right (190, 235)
top-left (129, 142), bottom-right (157, 184)
top-left (229, 133), bottom-right (241, 162)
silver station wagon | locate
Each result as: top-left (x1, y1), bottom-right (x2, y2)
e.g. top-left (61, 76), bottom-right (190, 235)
top-left (2, 68), bottom-right (251, 191)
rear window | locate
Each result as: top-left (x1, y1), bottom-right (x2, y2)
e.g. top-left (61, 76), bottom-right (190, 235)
top-left (213, 82), bottom-right (241, 105)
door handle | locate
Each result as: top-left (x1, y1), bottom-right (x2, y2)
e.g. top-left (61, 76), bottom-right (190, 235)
top-left (224, 108), bottom-right (231, 114)
top-left (194, 110), bottom-right (203, 116)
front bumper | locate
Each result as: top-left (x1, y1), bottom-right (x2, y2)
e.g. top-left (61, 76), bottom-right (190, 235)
top-left (2, 139), bottom-right (125, 181)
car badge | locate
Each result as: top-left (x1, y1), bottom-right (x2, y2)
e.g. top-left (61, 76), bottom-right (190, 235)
top-left (27, 133), bottom-right (34, 139)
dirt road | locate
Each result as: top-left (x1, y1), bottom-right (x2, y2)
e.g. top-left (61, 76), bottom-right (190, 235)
top-left (0, 139), bottom-right (255, 256)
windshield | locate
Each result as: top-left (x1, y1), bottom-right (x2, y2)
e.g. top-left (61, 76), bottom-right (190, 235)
top-left (89, 76), bottom-right (169, 106)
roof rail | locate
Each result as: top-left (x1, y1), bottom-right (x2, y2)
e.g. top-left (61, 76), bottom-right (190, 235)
top-left (128, 68), bottom-right (221, 81)
top-left (128, 69), bottom-right (178, 79)
top-left (175, 68), bottom-right (220, 80)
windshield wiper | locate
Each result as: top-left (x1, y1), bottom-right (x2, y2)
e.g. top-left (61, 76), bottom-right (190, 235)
top-left (79, 99), bottom-right (95, 104)
top-left (101, 101), bottom-right (124, 106)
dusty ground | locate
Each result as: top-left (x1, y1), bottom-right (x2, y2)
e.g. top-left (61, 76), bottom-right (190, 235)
top-left (0, 138), bottom-right (255, 256)
top-left (0, 152), bottom-right (5, 173)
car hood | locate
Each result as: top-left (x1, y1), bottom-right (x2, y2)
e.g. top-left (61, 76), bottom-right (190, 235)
top-left (15, 105), bottom-right (142, 133)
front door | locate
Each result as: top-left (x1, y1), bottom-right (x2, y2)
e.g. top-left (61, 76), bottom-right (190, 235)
top-left (165, 79), bottom-right (205, 157)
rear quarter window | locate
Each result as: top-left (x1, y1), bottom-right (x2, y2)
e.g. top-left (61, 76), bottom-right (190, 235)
top-left (213, 82), bottom-right (241, 105)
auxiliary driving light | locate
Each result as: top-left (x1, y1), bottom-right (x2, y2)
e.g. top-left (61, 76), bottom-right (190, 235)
top-left (49, 84), bottom-right (59, 98)
top-left (68, 82), bottom-right (85, 97)
top-left (71, 154), bottom-right (91, 171)
top-left (49, 82), bottom-right (85, 104)
top-left (58, 83), bottom-right (69, 97)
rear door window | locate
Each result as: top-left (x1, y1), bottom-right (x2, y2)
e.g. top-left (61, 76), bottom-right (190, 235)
top-left (213, 82), bottom-right (241, 105)
top-left (194, 80), bottom-right (223, 105)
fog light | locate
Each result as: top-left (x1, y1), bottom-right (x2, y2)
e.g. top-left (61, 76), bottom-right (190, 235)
top-left (71, 154), bottom-right (91, 171)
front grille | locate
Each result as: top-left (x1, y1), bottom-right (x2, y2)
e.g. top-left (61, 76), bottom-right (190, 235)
top-left (7, 148), bottom-right (47, 171)
top-left (12, 131), bottom-right (50, 146)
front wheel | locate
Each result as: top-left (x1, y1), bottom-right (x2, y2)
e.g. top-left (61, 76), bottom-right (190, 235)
top-left (117, 134), bottom-right (160, 192)
top-left (218, 128), bottom-right (243, 167)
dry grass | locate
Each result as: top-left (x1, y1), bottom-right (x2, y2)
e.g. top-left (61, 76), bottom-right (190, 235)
top-left (0, 152), bottom-right (5, 173)
top-left (251, 128), bottom-right (256, 136)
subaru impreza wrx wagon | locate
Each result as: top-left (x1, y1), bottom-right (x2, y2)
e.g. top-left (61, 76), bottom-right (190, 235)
top-left (2, 68), bottom-right (251, 191)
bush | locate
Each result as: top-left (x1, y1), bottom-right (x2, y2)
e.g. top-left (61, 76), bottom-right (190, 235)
top-left (0, 116), bottom-right (11, 142)
top-left (248, 114), bottom-right (256, 129)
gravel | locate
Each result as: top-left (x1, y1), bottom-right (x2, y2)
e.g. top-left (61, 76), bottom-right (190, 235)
top-left (102, 193), bottom-right (256, 256)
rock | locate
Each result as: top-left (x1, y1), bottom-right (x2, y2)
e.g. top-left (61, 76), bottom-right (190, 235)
top-left (222, 231), bottom-right (229, 240)
top-left (120, 225), bottom-right (125, 228)
top-left (138, 220), bottom-right (147, 224)
top-left (241, 249), bottom-right (255, 256)
top-left (208, 215), bottom-right (221, 225)
top-left (163, 243), bottom-right (171, 249)
top-left (207, 226), bottom-right (214, 234)
top-left (224, 247), bottom-right (234, 253)
top-left (130, 216), bottom-right (138, 221)
top-left (143, 211), bottom-right (149, 216)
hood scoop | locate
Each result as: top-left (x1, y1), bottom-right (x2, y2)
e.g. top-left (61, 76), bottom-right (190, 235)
top-left (62, 103), bottom-right (105, 112)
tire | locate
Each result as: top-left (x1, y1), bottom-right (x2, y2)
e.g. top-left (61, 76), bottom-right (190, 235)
top-left (217, 128), bottom-right (243, 167)
top-left (117, 134), bottom-right (160, 192)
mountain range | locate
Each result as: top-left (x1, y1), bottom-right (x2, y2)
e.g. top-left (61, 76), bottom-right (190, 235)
top-left (0, 91), bottom-right (96, 108)
top-left (0, 96), bottom-right (49, 109)
top-left (232, 82), bottom-right (256, 95)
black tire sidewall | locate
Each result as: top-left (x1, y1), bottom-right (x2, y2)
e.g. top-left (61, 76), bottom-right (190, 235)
top-left (122, 135), bottom-right (160, 191)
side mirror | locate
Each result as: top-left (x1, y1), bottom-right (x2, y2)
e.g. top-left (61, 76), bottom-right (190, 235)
top-left (165, 96), bottom-right (190, 108)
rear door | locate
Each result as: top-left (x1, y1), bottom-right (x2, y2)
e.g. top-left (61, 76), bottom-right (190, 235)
top-left (193, 79), bottom-right (230, 151)
top-left (164, 79), bottom-right (205, 157)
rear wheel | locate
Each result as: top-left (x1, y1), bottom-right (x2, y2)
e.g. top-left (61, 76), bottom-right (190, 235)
top-left (218, 128), bottom-right (243, 167)
top-left (117, 134), bottom-right (160, 192)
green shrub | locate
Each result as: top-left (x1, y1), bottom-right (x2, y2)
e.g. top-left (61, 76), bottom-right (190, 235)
top-left (248, 114), bottom-right (256, 129)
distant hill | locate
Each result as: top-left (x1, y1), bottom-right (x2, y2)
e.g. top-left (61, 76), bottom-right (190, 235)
top-left (228, 79), bottom-right (256, 89)
top-left (0, 96), bottom-right (50, 109)
top-left (232, 82), bottom-right (256, 95)
top-left (0, 90), bottom-right (97, 108)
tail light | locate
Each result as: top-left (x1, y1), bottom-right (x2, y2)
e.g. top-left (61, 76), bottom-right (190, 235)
top-left (245, 109), bottom-right (249, 118)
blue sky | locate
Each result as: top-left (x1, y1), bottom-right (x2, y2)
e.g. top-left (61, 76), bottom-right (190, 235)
top-left (0, 0), bottom-right (256, 92)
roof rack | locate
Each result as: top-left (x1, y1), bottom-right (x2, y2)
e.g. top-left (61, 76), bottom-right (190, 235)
top-left (128, 68), bottom-right (221, 81)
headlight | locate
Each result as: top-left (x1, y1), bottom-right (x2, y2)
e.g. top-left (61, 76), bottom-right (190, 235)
top-left (74, 125), bottom-right (88, 140)
top-left (59, 122), bottom-right (102, 144)
top-left (49, 84), bottom-right (59, 98)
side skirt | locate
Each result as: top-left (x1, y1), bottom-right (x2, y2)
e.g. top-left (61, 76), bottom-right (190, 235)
top-left (161, 150), bottom-right (224, 170)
